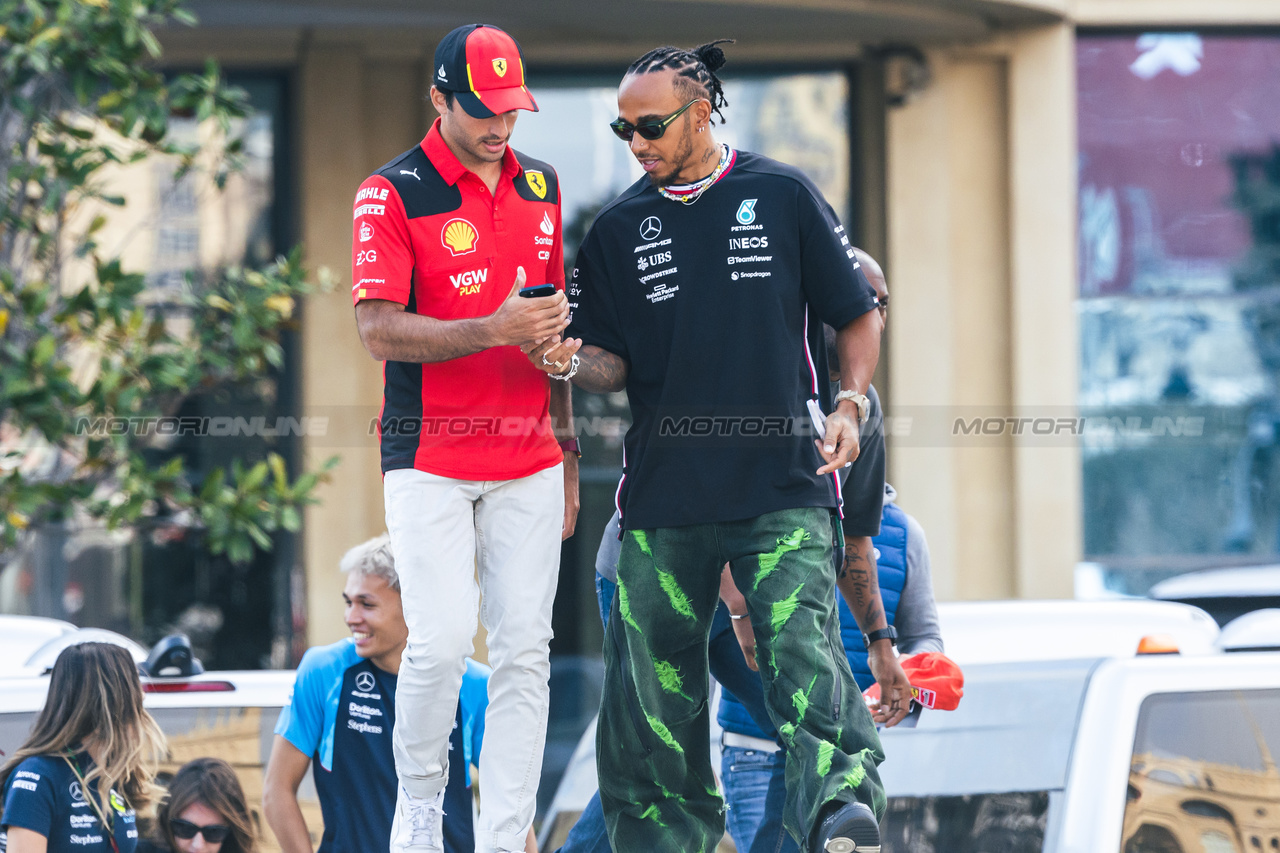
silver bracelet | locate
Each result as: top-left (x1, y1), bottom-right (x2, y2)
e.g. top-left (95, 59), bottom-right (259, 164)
top-left (550, 353), bottom-right (579, 381)
top-left (729, 612), bottom-right (749, 621)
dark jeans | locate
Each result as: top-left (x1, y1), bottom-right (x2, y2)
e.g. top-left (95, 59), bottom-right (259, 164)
top-left (722, 746), bottom-right (796, 853)
top-left (597, 509), bottom-right (885, 853)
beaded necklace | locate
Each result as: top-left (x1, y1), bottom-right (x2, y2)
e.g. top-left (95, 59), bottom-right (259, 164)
top-left (657, 144), bottom-right (735, 205)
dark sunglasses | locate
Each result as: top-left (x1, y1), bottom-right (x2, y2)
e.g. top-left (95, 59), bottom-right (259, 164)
top-left (171, 818), bottom-right (230, 844)
top-left (609, 99), bottom-right (699, 141)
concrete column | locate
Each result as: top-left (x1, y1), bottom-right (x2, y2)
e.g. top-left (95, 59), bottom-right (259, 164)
top-left (886, 51), bottom-right (1017, 601)
top-left (1008, 23), bottom-right (1080, 598)
top-left (299, 43), bottom-right (386, 647)
top-left (886, 24), bottom-right (1080, 602)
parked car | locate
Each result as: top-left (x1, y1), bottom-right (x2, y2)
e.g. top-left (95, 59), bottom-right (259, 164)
top-left (539, 600), bottom-right (1280, 852)
top-left (0, 619), bottom-right (319, 852)
top-left (1148, 565), bottom-right (1280, 627)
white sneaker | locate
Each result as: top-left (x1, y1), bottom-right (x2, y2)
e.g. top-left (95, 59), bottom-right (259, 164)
top-left (389, 787), bottom-right (445, 852)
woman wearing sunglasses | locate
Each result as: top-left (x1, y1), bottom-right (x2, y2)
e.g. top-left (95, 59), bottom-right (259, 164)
top-left (140, 758), bottom-right (255, 853)
top-left (1, 643), bottom-right (165, 853)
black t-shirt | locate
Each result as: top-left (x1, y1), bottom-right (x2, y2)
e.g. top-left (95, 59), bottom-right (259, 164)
top-left (567, 150), bottom-right (878, 529)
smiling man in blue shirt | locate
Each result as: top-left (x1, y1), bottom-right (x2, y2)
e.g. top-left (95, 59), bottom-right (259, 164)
top-left (263, 536), bottom-right (493, 853)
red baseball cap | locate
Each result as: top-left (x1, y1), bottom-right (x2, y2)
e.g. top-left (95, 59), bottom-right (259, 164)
top-left (433, 24), bottom-right (539, 118)
top-left (863, 652), bottom-right (964, 711)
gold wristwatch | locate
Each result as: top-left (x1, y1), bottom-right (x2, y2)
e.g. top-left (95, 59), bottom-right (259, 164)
top-left (833, 390), bottom-right (870, 423)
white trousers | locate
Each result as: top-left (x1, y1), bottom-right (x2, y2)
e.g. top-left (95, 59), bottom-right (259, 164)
top-left (384, 464), bottom-right (564, 853)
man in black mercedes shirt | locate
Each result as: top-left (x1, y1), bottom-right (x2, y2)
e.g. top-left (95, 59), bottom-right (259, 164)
top-left (527, 41), bottom-right (902, 853)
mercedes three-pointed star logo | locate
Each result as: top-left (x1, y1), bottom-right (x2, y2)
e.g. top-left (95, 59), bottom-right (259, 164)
top-left (356, 671), bottom-right (376, 692)
top-left (639, 216), bottom-right (662, 241)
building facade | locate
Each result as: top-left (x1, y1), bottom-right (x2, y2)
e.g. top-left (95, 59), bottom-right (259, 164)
top-left (142, 0), bottom-right (1280, 651)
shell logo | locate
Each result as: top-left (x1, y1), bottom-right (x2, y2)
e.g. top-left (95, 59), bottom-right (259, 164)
top-left (441, 218), bottom-right (479, 256)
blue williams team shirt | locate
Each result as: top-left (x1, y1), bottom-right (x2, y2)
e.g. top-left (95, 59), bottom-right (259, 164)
top-left (274, 639), bottom-right (490, 853)
top-left (1, 752), bottom-right (139, 853)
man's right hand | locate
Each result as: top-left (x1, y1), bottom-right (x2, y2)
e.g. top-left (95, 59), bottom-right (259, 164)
top-left (486, 266), bottom-right (570, 348)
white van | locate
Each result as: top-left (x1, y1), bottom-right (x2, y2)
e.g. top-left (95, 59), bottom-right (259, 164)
top-left (541, 601), bottom-right (1280, 852)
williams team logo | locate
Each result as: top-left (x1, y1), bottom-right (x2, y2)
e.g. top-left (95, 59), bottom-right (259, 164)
top-left (526, 170), bottom-right (547, 200)
top-left (441, 218), bottom-right (479, 256)
top-left (639, 216), bottom-right (662, 241)
top-left (355, 671), bottom-right (376, 692)
top-left (359, 222), bottom-right (375, 243)
top-left (736, 199), bottom-right (758, 225)
top-left (492, 57), bottom-right (508, 77)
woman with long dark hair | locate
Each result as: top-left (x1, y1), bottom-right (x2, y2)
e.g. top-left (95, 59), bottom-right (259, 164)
top-left (139, 758), bottom-right (255, 853)
top-left (0, 642), bottom-right (166, 853)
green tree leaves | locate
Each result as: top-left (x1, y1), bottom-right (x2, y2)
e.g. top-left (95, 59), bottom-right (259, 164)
top-left (1, 0), bottom-right (335, 561)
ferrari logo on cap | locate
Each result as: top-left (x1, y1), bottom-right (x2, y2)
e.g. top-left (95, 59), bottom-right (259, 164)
top-left (525, 170), bottom-right (547, 200)
top-left (492, 58), bottom-right (508, 77)
top-left (441, 218), bottom-right (479, 256)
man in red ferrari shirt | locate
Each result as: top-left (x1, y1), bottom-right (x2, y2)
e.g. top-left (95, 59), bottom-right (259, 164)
top-left (350, 23), bottom-right (578, 853)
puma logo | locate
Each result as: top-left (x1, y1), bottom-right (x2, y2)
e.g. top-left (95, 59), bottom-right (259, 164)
top-left (400, 168), bottom-right (420, 180)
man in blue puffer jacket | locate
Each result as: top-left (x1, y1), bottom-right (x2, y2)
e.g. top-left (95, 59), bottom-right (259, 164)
top-left (717, 482), bottom-right (943, 853)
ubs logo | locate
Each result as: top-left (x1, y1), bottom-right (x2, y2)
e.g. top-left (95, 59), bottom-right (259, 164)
top-left (355, 671), bottom-right (376, 692)
top-left (639, 217), bottom-right (662, 241)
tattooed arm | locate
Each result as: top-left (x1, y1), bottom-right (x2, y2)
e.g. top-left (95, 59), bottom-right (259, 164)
top-left (837, 536), bottom-right (912, 727)
top-left (524, 338), bottom-right (629, 394)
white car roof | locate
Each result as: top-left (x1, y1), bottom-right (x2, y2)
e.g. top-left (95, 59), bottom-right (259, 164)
top-left (1216, 608), bottom-right (1280, 652)
top-left (0, 616), bottom-right (78, 676)
top-left (0, 670), bottom-right (296, 715)
top-left (1148, 564), bottom-right (1280, 599)
top-left (937, 599), bottom-right (1220, 664)
top-left (879, 650), bottom-right (1280, 800)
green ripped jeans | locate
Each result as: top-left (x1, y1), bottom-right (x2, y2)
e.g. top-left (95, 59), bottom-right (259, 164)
top-left (597, 507), bottom-right (885, 853)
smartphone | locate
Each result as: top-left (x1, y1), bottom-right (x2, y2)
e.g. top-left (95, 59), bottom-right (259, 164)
top-left (519, 283), bottom-right (557, 298)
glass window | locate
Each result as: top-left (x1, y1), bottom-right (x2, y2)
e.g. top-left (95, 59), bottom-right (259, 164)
top-left (1077, 34), bottom-right (1280, 581)
top-left (1122, 689), bottom-right (1280, 852)
top-left (882, 792), bottom-right (1049, 852)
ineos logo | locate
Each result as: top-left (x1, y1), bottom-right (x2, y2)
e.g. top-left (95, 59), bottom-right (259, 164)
top-left (69, 781), bottom-right (85, 802)
top-left (356, 671), bottom-right (376, 692)
top-left (639, 217), bottom-right (662, 241)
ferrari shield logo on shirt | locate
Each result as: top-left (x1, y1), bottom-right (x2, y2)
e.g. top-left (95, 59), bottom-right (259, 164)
top-left (441, 218), bottom-right (479, 256)
top-left (526, 170), bottom-right (547, 199)
top-left (736, 198), bottom-right (758, 225)
top-left (492, 57), bottom-right (508, 77)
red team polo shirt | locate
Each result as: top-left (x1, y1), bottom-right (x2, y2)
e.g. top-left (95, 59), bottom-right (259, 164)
top-left (351, 120), bottom-right (565, 481)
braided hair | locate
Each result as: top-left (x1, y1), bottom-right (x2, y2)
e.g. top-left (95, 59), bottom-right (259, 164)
top-left (625, 39), bottom-right (734, 124)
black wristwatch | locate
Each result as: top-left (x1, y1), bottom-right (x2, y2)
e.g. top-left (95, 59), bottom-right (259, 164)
top-left (863, 626), bottom-right (898, 648)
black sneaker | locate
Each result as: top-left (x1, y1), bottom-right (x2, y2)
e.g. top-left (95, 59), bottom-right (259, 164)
top-left (810, 800), bottom-right (881, 853)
